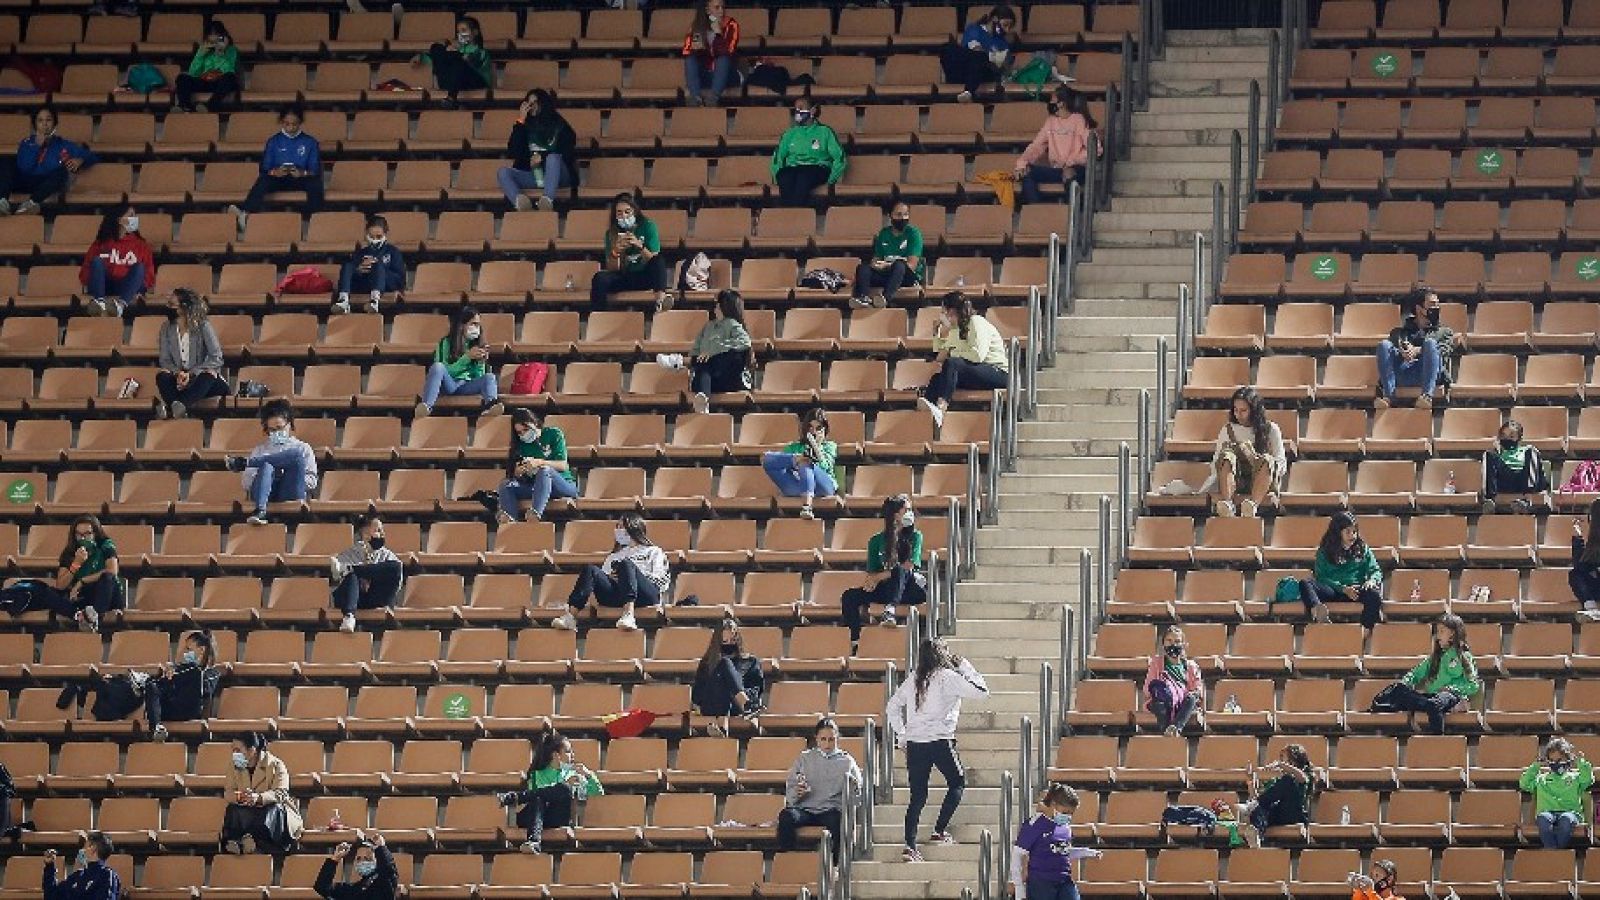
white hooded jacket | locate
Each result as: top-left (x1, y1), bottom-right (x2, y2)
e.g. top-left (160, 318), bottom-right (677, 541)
top-left (886, 657), bottom-right (989, 744)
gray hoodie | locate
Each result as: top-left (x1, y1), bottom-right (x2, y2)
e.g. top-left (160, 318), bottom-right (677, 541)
top-left (784, 747), bottom-right (862, 814)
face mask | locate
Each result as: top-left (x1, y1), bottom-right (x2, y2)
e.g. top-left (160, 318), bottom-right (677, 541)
top-left (124, 216), bottom-right (139, 232)
top-left (1047, 102), bottom-right (1060, 115)
top-left (517, 427), bottom-right (538, 444)
top-left (457, 33), bottom-right (473, 44)
top-left (369, 536), bottom-right (386, 551)
top-left (1500, 437), bottom-right (1519, 450)
top-left (1052, 813), bottom-right (1071, 826)
top-left (38, 122), bottom-right (55, 137)
top-left (281, 128), bottom-right (298, 138)
top-left (232, 751), bottom-right (249, 769)
top-left (367, 236), bottom-right (386, 247)
top-left (1165, 644), bottom-right (1184, 656)
top-left (899, 510), bottom-right (915, 528)
top-left (721, 642), bottom-right (738, 655)
top-left (793, 110), bottom-right (812, 124)
top-left (354, 861), bottom-right (377, 879)
top-left (268, 428), bottom-right (291, 445)
top-left (1550, 760), bottom-right (1571, 774)
top-left (75, 851), bottom-right (88, 869)
top-left (890, 218), bottom-right (909, 230)
top-left (1374, 876), bottom-right (1394, 892)
top-left (182, 650), bottom-right (198, 666)
top-left (616, 215), bottom-right (636, 230)
top-left (464, 325), bottom-right (481, 341)
top-left (165, 306), bottom-right (181, 322)
top-left (993, 22), bottom-right (1007, 35)
top-left (614, 527), bottom-right (632, 546)
top-left (1424, 307), bottom-right (1440, 327)
top-left (78, 537), bottom-right (96, 549)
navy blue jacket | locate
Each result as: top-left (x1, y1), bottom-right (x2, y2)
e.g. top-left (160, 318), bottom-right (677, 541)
top-left (43, 860), bottom-right (120, 900)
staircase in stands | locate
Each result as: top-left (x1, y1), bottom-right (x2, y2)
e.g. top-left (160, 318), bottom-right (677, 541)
top-left (851, 30), bottom-right (1272, 899)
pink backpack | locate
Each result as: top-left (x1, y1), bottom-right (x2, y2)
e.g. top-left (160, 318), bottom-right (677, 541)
top-left (1562, 459), bottom-right (1600, 493)
top-left (509, 362), bottom-right (550, 395)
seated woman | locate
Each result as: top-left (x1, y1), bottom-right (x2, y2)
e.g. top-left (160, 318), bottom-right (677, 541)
top-left (591, 193), bottom-right (668, 310)
top-left (1520, 738), bottom-right (1594, 849)
top-left (1370, 613), bottom-right (1480, 735)
top-left (174, 21), bottom-right (241, 111)
top-left (38, 515), bottom-right (123, 633)
top-left (553, 513), bottom-right (669, 633)
top-left (761, 408), bottom-right (837, 520)
top-left (939, 4), bottom-right (1016, 102)
top-left (919, 292), bottom-right (1009, 429)
top-left (146, 630), bottom-right (223, 742)
top-left (779, 718), bottom-right (860, 853)
top-left (78, 206), bottom-right (156, 317)
top-left (328, 515), bottom-right (404, 634)
top-left (1013, 87), bottom-right (1094, 205)
top-left (1298, 512), bottom-right (1383, 633)
top-left (496, 726), bottom-right (602, 854)
top-left (413, 16), bottom-right (491, 107)
top-left (497, 408), bottom-right (578, 524)
top-left (224, 399), bottom-right (319, 527)
top-left (221, 732), bottom-right (304, 854)
top-left (1206, 386), bottom-right (1285, 518)
top-left (416, 305), bottom-right (502, 418)
top-left (839, 495), bottom-right (927, 643)
top-left (156, 288), bottom-right (228, 419)
top-left (498, 89), bottom-right (576, 212)
top-left (682, 0), bottom-right (740, 106)
top-left (657, 289), bottom-right (752, 414)
top-left (1570, 499), bottom-right (1600, 616)
top-left (1143, 625), bottom-right (1203, 736)
top-left (770, 96), bottom-right (846, 207)
top-left (1238, 743), bottom-right (1320, 845)
top-left (333, 215), bottom-right (405, 315)
top-left (1481, 419), bottom-right (1548, 513)
top-left (0, 106), bottom-right (96, 216)
top-left (315, 832), bottom-right (396, 900)
top-left (691, 616), bottom-right (766, 735)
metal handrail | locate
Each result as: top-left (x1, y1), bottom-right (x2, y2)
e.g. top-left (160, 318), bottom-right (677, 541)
top-left (985, 401), bottom-right (1002, 525)
top-left (1018, 716), bottom-right (1033, 823)
top-left (1077, 549), bottom-right (1093, 679)
top-left (838, 778), bottom-right (856, 900)
top-left (1228, 130), bottom-right (1242, 252)
top-left (1136, 0), bottom-right (1153, 108)
top-left (1061, 596), bottom-right (1078, 719)
top-left (926, 550), bottom-right (944, 639)
top-left (1265, 30), bottom-right (1280, 150)
top-left (1247, 80), bottom-right (1261, 199)
top-left (1026, 286), bottom-right (1041, 415)
top-left (1044, 231), bottom-right (1061, 365)
top-left (997, 771), bottom-right (1015, 900)
top-left (1096, 494), bottom-right (1111, 610)
top-left (964, 443), bottom-right (980, 577)
top-left (1038, 661), bottom-right (1053, 790)
top-left (1137, 389), bottom-right (1152, 502)
top-left (875, 685), bottom-right (895, 803)
top-left (817, 826), bottom-right (834, 900)
top-left (860, 723), bottom-right (876, 856)
top-left (1117, 35), bottom-right (1135, 160)
top-left (977, 830), bottom-right (993, 900)
top-left (1210, 181), bottom-right (1224, 303)
top-left (1005, 341), bottom-right (1021, 467)
top-left (1156, 336), bottom-right (1170, 452)
top-left (1117, 441), bottom-right (1131, 566)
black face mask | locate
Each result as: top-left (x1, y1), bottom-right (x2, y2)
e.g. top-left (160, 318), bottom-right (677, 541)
top-left (1499, 437), bottom-right (1518, 451)
top-left (1047, 102), bottom-right (1060, 115)
top-left (369, 536), bottom-right (386, 551)
top-left (1373, 876), bottom-right (1394, 892)
top-left (721, 642), bottom-right (738, 655)
top-left (165, 307), bottom-right (180, 321)
top-left (1550, 760), bottom-right (1570, 774)
top-left (1424, 307), bottom-right (1440, 327)
top-left (890, 218), bottom-right (909, 230)
top-left (1165, 644), bottom-right (1184, 657)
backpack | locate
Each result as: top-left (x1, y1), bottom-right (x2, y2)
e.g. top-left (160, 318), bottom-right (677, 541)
top-left (1162, 805), bottom-right (1218, 828)
top-left (125, 63), bottom-right (166, 94)
top-left (1562, 459), bottom-right (1600, 493)
top-left (800, 268), bottom-right (848, 292)
top-left (275, 266), bottom-right (334, 295)
top-left (1007, 55), bottom-right (1054, 98)
top-left (1272, 575), bottom-right (1303, 604)
top-left (0, 579), bottom-right (53, 615)
top-left (90, 673), bottom-right (148, 722)
top-left (509, 362), bottom-right (550, 395)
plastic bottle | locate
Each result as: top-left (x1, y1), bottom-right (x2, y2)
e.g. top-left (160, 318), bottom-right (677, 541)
top-left (1224, 693), bottom-right (1241, 714)
top-left (564, 274), bottom-right (575, 291)
top-left (1444, 470), bottom-right (1458, 494)
top-left (1410, 579), bottom-right (1422, 601)
top-left (956, 275), bottom-right (966, 288)
top-left (328, 808), bottom-right (343, 831)
top-left (1339, 805), bottom-right (1351, 826)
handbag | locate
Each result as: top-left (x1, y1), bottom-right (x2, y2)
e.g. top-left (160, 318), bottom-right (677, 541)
top-left (1272, 576), bottom-right (1302, 604)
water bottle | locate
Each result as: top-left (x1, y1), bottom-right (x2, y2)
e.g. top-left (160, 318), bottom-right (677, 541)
top-left (533, 167), bottom-right (545, 189)
top-left (328, 808), bottom-right (344, 831)
top-left (956, 275), bottom-right (966, 288)
top-left (1444, 470), bottom-right (1458, 494)
top-left (1224, 693), bottom-right (1241, 714)
top-left (564, 274), bottom-right (575, 291)
top-left (1410, 579), bottom-right (1422, 601)
top-left (1339, 805), bottom-right (1351, 826)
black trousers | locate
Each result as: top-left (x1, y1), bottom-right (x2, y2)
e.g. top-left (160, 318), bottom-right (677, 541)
top-left (1571, 567), bottom-right (1600, 607)
top-left (853, 259), bottom-right (918, 303)
top-left (590, 257), bottom-right (669, 309)
top-left (41, 577), bottom-right (125, 620)
top-left (519, 784), bottom-right (574, 844)
top-left (775, 164), bottom-right (830, 207)
top-left (221, 804), bottom-right (280, 848)
top-left (1378, 682), bottom-right (1463, 735)
top-left (145, 678), bottom-right (203, 729)
top-left (0, 162), bottom-right (70, 205)
top-left (841, 568), bottom-right (927, 641)
top-left (241, 174), bottom-right (323, 214)
top-left (691, 349), bottom-right (749, 395)
top-left (926, 358), bottom-right (1008, 406)
top-left (939, 43), bottom-right (1003, 94)
top-left (174, 72), bottom-right (240, 110)
top-left (1249, 775), bottom-right (1307, 832)
top-left (1299, 579), bottom-right (1384, 630)
top-left (427, 43), bottom-right (490, 95)
top-left (904, 739), bottom-right (964, 848)
top-left (156, 371), bottom-right (230, 406)
top-left (332, 560), bottom-right (404, 615)
top-left (696, 655), bottom-right (757, 717)
top-left (568, 563), bottom-right (661, 609)
top-left (778, 806), bottom-right (842, 854)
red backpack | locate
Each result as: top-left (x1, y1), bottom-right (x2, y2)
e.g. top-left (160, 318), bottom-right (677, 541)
top-left (275, 266), bottom-right (333, 296)
top-left (509, 361), bottom-right (550, 395)
top-left (1562, 459), bottom-right (1600, 493)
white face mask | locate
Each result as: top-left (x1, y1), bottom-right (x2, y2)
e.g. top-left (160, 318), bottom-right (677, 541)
top-left (464, 325), bottom-right (481, 340)
top-left (616, 214), bottom-right (636, 230)
top-left (268, 428), bottom-right (291, 445)
top-left (281, 126), bottom-right (299, 138)
top-left (899, 510), bottom-right (915, 528)
top-left (614, 527), bottom-right (632, 546)
top-left (367, 235), bottom-right (385, 247)
top-left (457, 32), bottom-right (473, 44)
top-left (123, 215), bottom-right (139, 232)
top-left (182, 650), bottom-right (198, 666)
top-left (231, 751), bottom-right (249, 769)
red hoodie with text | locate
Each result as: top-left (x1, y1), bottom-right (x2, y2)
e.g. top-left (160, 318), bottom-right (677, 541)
top-left (79, 233), bottom-right (158, 291)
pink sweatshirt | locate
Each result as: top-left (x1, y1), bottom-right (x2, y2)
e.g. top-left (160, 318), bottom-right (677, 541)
top-left (1144, 653), bottom-right (1204, 709)
top-left (1016, 113), bottom-right (1092, 171)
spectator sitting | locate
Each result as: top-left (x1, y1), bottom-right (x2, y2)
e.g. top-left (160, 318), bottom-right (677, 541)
top-left (225, 398), bottom-right (319, 527)
top-left (1348, 859), bottom-right (1404, 900)
top-left (0, 106), bottom-right (96, 216)
top-left (412, 16), bottom-right (491, 108)
top-left (691, 616), bottom-right (766, 734)
top-left (497, 408), bottom-right (578, 524)
top-left (552, 513), bottom-right (669, 633)
top-left (683, 0), bottom-right (740, 107)
top-left (840, 494), bottom-right (927, 644)
top-left (770, 96), bottom-right (846, 207)
top-left (939, 5), bottom-right (1017, 103)
top-left (1238, 744), bottom-right (1319, 846)
top-left (919, 292), bottom-right (1009, 429)
top-left (1375, 286), bottom-right (1458, 410)
top-left (849, 201), bottom-right (924, 309)
top-left (221, 732), bottom-right (304, 854)
top-left (37, 515), bottom-right (124, 633)
top-left (1372, 613), bottom-right (1480, 735)
top-left (79, 206), bottom-right (155, 318)
top-left (1298, 512), bottom-right (1383, 634)
top-left (1520, 738), bottom-right (1594, 849)
top-left (1009, 784), bottom-right (1102, 900)
top-left (332, 215), bottom-right (405, 315)
top-left (42, 833), bottom-right (119, 900)
top-left (174, 22), bottom-right (241, 112)
top-left (1014, 86), bottom-right (1094, 205)
top-left (145, 630), bottom-right (222, 743)
top-left (1569, 500), bottom-right (1600, 617)
top-left (658, 289), bottom-right (753, 414)
top-left (592, 192), bottom-right (669, 311)
top-left (498, 89), bottom-right (576, 212)
top-left (314, 832), bottom-right (396, 900)
top-left (1144, 625), bottom-right (1203, 736)
top-left (779, 718), bottom-right (861, 854)
top-left (496, 727), bottom-right (602, 854)
top-left (1205, 386), bottom-right (1285, 518)
top-left (761, 407), bottom-right (838, 520)
top-left (227, 105), bottom-right (322, 233)
top-left (416, 304), bottom-right (502, 419)
top-left (1481, 419), bottom-right (1548, 514)
top-left (329, 514), bottom-right (404, 634)
top-left (156, 288), bottom-right (228, 419)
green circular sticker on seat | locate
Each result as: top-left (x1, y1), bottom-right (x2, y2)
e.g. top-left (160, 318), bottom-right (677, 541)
top-left (1476, 149), bottom-right (1503, 175)
top-left (1369, 53), bottom-right (1398, 77)
top-left (1310, 255), bottom-right (1339, 281)
top-left (1578, 257), bottom-right (1600, 282)
top-left (6, 479), bottom-right (33, 504)
top-left (442, 693), bottom-right (472, 719)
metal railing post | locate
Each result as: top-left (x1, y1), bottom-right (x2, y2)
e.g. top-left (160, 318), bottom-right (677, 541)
top-left (1228, 130), bottom-right (1242, 252)
top-left (977, 830), bottom-right (993, 900)
top-left (1137, 0), bottom-right (1152, 107)
top-left (1173, 285), bottom-right (1189, 403)
top-left (926, 550), bottom-right (944, 638)
top-left (879, 668), bottom-right (896, 802)
top-left (1077, 549), bottom-right (1093, 677)
top-left (1063, 183), bottom-right (1080, 312)
top-left (1017, 716), bottom-right (1033, 824)
top-left (1210, 181), bottom-right (1225, 304)
top-left (1025, 291), bottom-right (1040, 414)
top-left (1192, 231), bottom-right (1206, 322)
top-left (1156, 335), bottom-right (1170, 452)
top-left (1059, 603), bottom-right (1076, 719)
top-left (1247, 80), bottom-right (1261, 199)
top-left (1096, 494), bottom-right (1111, 612)
top-left (817, 827), bottom-right (834, 900)
top-left (1117, 442), bottom-right (1131, 565)
top-left (839, 778), bottom-right (856, 900)
top-left (1118, 34), bottom-right (1134, 159)
top-left (1081, 135), bottom-right (1101, 252)
top-left (997, 772), bottom-right (1014, 900)
top-left (985, 405), bottom-right (1001, 524)
top-left (1137, 389), bottom-right (1152, 502)
top-left (965, 443), bottom-right (980, 577)
top-left (1045, 231), bottom-right (1060, 365)
top-left (1265, 31), bottom-right (1280, 149)
top-left (860, 724), bottom-right (876, 855)
top-left (1038, 661), bottom-right (1053, 791)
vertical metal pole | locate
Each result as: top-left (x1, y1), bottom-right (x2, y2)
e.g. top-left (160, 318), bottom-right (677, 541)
top-left (1038, 661), bottom-right (1053, 791)
top-left (839, 779), bottom-right (855, 900)
top-left (1192, 231), bottom-right (1206, 321)
top-left (943, 549), bottom-right (959, 634)
top-left (986, 404), bottom-right (1001, 524)
top-left (1210, 182), bottom-right (1224, 303)
top-left (965, 443), bottom-right (980, 577)
top-left (818, 828), bottom-right (834, 900)
top-left (1117, 442), bottom-right (1131, 564)
top-left (1228, 131), bottom-right (1242, 252)
top-left (1247, 80), bottom-right (1261, 199)
top-left (997, 772), bottom-right (1014, 900)
top-left (1077, 550), bottom-right (1092, 680)
top-left (1060, 603), bottom-right (1076, 716)
top-left (860, 725), bottom-right (876, 854)
top-left (879, 669), bottom-right (896, 802)
top-left (1173, 286), bottom-right (1188, 403)
top-left (1138, 389), bottom-right (1152, 501)
top-left (977, 830), bottom-right (993, 900)
top-left (1045, 231), bottom-right (1060, 366)
top-left (1063, 183), bottom-right (1079, 313)
top-left (1156, 335), bottom-right (1170, 452)
top-left (1018, 717), bottom-right (1033, 825)
top-left (1266, 32), bottom-right (1279, 149)
top-left (1119, 34), bottom-right (1135, 159)
top-left (1096, 495), bottom-right (1111, 611)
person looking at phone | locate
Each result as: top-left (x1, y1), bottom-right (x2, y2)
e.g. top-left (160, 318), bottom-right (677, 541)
top-left (314, 831), bottom-right (396, 900)
top-left (497, 408), bottom-right (578, 524)
top-left (1347, 859), bottom-right (1403, 900)
top-left (42, 832), bottom-right (119, 900)
top-left (778, 718), bottom-right (860, 854)
top-left (590, 192), bottom-right (668, 311)
top-left (1375, 286), bottom-right (1459, 410)
top-left (682, 0), bottom-right (740, 106)
top-left (415, 305), bottom-right (501, 418)
top-left (174, 22), bottom-right (241, 111)
top-left (228, 105), bottom-right (323, 233)
top-left (333, 215), bottom-right (406, 314)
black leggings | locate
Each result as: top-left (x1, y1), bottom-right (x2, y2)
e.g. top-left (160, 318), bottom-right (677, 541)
top-left (332, 560), bottom-right (404, 615)
top-left (41, 577), bottom-right (124, 620)
top-left (174, 72), bottom-right (240, 110)
top-left (697, 655), bottom-right (757, 717)
top-left (775, 164), bottom-right (830, 207)
top-left (567, 563), bottom-right (661, 609)
top-left (1249, 775), bottom-right (1307, 832)
top-left (590, 257), bottom-right (669, 309)
top-left (778, 807), bottom-right (842, 854)
top-left (0, 162), bottom-right (69, 205)
top-left (156, 371), bottom-right (230, 406)
top-left (1571, 567), bottom-right (1600, 608)
top-left (939, 43), bottom-right (1003, 94)
top-left (1299, 579), bottom-right (1384, 630)
top-left (904, 738), bottom-right (964, 848)
top-left (519, 784), bottom-right (573, 844)
top-left (925, 358), bottom-right (1008, 406)
top-left (426, 43), bottom-right (489, 96)
top-left (840, 568), bottom-right (927, 642)
top-left (1377, 683), bottom-right (1463, 735)
top-left (691, 349), bottom-right (749, 396)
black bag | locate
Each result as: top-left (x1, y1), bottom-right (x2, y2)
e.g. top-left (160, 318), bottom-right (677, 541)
top-left (1368, 682), bottom-right (1406, 713)
top-left (800, 268), bottom-right (848, 292)
top-left (236, 380), bottom-right (270, 399)
top-left (90, 674), bottom-right (148, 722)
top-left (0, 579), bottom-right (52, 615)
top-left (744, 62), bottom-right (813, 94)
top-left (463, 489), bottom-right (500, 514)
top-left (1162, 805), bottom-right (1218, 828)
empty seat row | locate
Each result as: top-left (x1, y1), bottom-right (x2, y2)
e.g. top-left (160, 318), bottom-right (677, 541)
top-left (1290, 46), bottom-right (1600, 93)
top-left (1313, 0), bottom-right (1594, 41)
top-left (1220, 251), bottom-right (1600, 299)
top-left (1258, 147), bottom-right (1596, 196)
top-left (1201, 299), bottom-right (1600, 347)
top-left (1241, 198), bottom-right (1600, 250)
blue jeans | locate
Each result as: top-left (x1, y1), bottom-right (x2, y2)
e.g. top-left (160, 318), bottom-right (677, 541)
top-left (85, 258), bottom-right (145, 312)
top-left (1536, 811), bottom-right (1580, 848)
top-left (1019, 164), bottom-right (1081, 205)
top-left (496, 155), bottom-right (564, 206)
top-left (685, 55), bottom-right (734, 99)
top-left (337, 259), bottom-right (400, 295)
top-left (498, 467), bottom-right (579, 519)
top-left (1027, 879), bottom-right (1081, 900)
top-left (762, 451), bottom-right (837, 499)
top-left (1375, 338), bottom-right (1441, 401)
top-left (421, 362), bottom-right (497, 410)
top-left (248, 448), bottom-right (307, 514)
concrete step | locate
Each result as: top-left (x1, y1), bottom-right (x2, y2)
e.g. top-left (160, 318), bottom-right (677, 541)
top-left (1104, 195), bottom-right (1215, 214)
top-left (1064, 247), bottom-right (1194, 266)
top-left (1133, 127), bottom-right (1259, 147)
top-left (1160, 45), bottom-right (1273, 63)
top-left (1108, 176), bottom-right (1229, 197)
top-left (1128, 145), bottom-right (1237, 163)
top-left (1053, 315), bottom-right (1172, 337)
top-left (1029, 403), bottom-right (1141, 423)
top-left (1145, 96), bottom-right (1253, 114)
top-left (1059, 296), bottom-right (1180, 316)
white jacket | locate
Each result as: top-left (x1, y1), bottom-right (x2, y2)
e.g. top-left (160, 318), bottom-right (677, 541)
top-left (886, 657), bottom-right (989, 744)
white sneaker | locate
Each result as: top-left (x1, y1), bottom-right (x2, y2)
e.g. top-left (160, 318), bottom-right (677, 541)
top-left (518, 840), bottom-right (541, 854)
top-left (247, 512), bottom-right (269, 526)
top-left (14, 200), bottom-right (38, 216)
top-left (551, 611), bottom-right (577, 631)
top-left (918, 396), bottom-right (944, 428)
top-left (616, 612), bottom-right (638, 631)
top-left (169, 400), bottom-right (186, 420)
top-left (956, 90), bottom-right (973, 103)
top-left (514, 194), bottom-right (533, 212)
top-left (156, 400), bottom-right (170, 420)
top-left (849, 295), bottom-right (873, 308)
top-left (366, 292), bottom-right (381, 314)
top-left (414, 401), bottom-right (430, 419)
top-left (928, 831), bottom-right (957, 846)
top-left (535, 196), bottom-right (554, 212)
top-left (692, 392), bottom-right (710, 414)
top-left (339, 614), bottom-right (356, 634)
top-left (1239, 500), bottom-right (1258, 517)
top-left (151, 724), bottom-right (168, 742)
top-left (331, 297), bottom-right (352, 315)
top-left (0, 198), bottom-right (11, 216)
top-left (656, 353), bottom-right (686, 370)
top-left (227, 204), bottom-right (247, 232)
